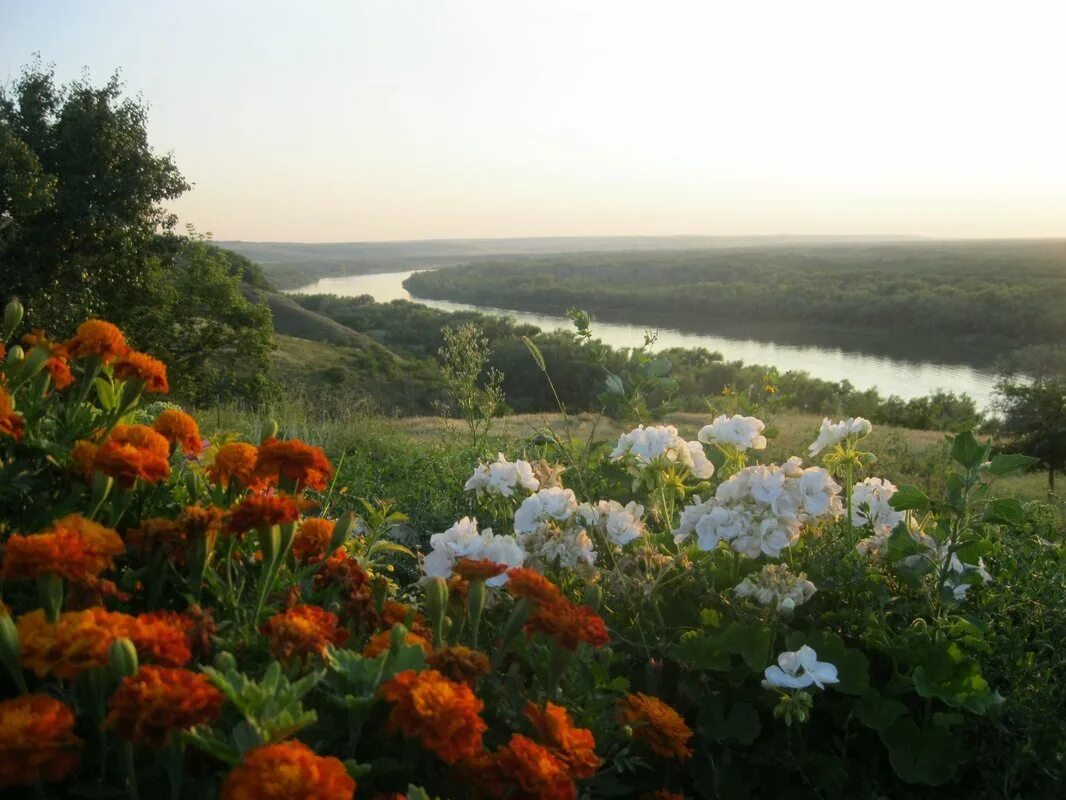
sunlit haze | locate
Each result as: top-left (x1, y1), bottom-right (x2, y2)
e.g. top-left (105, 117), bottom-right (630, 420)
top-left (4, 0), bottom-right (1064, 242)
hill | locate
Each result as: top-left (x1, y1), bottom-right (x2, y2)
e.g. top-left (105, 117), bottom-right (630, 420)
top-left (219, 234), bottom-right (920, 289)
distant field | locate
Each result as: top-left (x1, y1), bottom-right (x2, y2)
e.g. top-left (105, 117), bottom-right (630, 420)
top-left (219, 234), bottom-right (919, 289)
top-left (403, 239), bottom-right (1066, 365)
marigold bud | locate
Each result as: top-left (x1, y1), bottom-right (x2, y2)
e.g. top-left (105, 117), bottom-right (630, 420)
top-left (2, 298), bottom-right (24, 339)
top-left (108, 637), bottom-right (139, 680)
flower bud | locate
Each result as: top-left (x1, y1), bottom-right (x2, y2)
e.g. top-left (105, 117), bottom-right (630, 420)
top-left (329, 513), bottom-right (357, 552)
top-left (259, 418), bottom-right (279, 444)
top-left (582, 584), bottom-right (603, 612)
top-left (2, 298), bottom-right (24, 340)
top-left (389, 623), bottom-right (409, 655)
top-left (108, 637), bottom-right (139, 680)
top-left (214, 651), bottom-right (238, 672)
top-left (5, 344), bottom-right (23, 364)
top-left (424, 577), bottom-right (449, 647)
top-left (781, 597), bottom-right (796, 612)
top-left (0, 612), bottom-right (27, 693)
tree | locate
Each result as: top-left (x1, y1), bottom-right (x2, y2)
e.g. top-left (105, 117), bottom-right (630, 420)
top-left (0, 61), bottom-right (273, 402)
top-left (0, 60), bottom-right (189, 335)
top-left (993, 378), bottom-right (1066, 493)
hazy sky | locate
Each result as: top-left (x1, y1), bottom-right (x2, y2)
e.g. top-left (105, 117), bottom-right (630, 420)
top-left (3, 1), bottom-right (1065, 242)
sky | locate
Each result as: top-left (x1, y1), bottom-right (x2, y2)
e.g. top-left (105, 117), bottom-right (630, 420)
top-left (3, 0), bottom-right (1065, 242)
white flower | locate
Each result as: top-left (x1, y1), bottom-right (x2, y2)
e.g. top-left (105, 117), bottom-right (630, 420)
top-left (579, 500), bottom-right (646, 546)
top-left (851, 477), bottom-right (904, 532)
top-left (762, 645), bottom-right (839, 690)
top-left (671, 494), bottom-right (716, 544)
top-left (808, 417), bottom-right (872, 456)
top-left (677, 458), bottom-right (841, 560)
top-left (793, 467), bottom-right (842, 517)
top-left (422, 517), bottom-right (526, 586)
top-left (514, 487), bottom-right (580, 535)
top-left (698, 414), bottom-right (768, 452)
top-left (465, 453), bottom-right (540, 498)
top-left (611, 424), bottom-right (713, 479)
top-left (685, 440), bottom-right (716, 480)
top-left (734, 563), bottom-right (816, 610)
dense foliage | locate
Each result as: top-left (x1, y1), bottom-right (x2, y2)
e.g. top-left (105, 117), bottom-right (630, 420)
top-left (402, 242), bottom-right (1066, 363)
top-left (293, 293), bottom-right (982, 430)
top-left (0, 301), bottom-right (1062, 799)
top-left (0, 63), bottom-right (273, 402)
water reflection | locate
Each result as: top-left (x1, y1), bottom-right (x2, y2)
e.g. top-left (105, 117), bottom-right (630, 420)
top-left (291, 270), bottom-right (999, 409)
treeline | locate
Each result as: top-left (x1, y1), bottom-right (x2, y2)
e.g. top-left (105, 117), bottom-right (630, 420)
top-left (403, 241), bottom-right (1066, 361)
top-left (293, 293), bottom-right (982, 429)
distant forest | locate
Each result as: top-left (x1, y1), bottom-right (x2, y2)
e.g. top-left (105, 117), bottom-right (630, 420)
top-left (403, 240), bottom-right (1066, 365)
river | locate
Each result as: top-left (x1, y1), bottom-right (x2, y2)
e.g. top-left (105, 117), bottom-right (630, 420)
top-left (291, 269), bottom-right (1000, 409)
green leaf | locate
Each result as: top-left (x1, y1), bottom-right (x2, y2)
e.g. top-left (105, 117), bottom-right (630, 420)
top-left (983, 497), bottom-right (1026, 527)
top-left (720, 622), bottom-right (773, 672)
top-left (987, 453), bottom-right (1038, 476)
top-left (950, 431), bottom-right (987, 469)
top-left (880, 717), bottom-right (966, 785)
top-left (673, 634), bottom-right (730, 672)
top-left (604, 373), bottom-right (625, 396)
top-left (888, 485), bottom-right (931, 513)
top-left (911, 642), bottom-right (996, 714)
top-left (721, 701), bottom-right (761, 745)
top-left (856, 690), bottom-right (906, 731)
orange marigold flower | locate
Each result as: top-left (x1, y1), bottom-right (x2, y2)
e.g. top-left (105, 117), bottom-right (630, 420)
top-left (221, 740), bottom-right (356, 800)
top-left (525, 702), bottom-right (602, 779)
top-left (379, 601), bottom-right (428, 633)
top-left (93, 424), bottom-right (171, 487)
top-left (253, 437), bottom-right (333, 491)
top-left (0, 387), bottom-right (24, 442)
top-left (208, 441), bottom-right (264, 490)
top-left (506, 567), bottom-right (565, 607)
top-left (362, 626), bottom-right (432, 659)
top-left (293, 517), bottom-right (335, 561)
top-left (131, 610), bottom-right (193, 667)
top-left (526, 601), bottom-right (609, 652)
top-left (70, 439), bottom-right (98, 478)
top-left (493, 734), bottom-right (576, 800)
top-left (616, 693), bottom-right (693, 761)
top-left (1, 514), bottom-right (123, 584)
top-left (454, 558), bottom-right (508, 582)
top-left (261, 605), bottom-right (349, 662)
top-left (226, 492), bottom-right (308, 534)
top-left (378, 669), bottom-right (486, 763)
top-left (113, 350), bottom-right (169, 393)
top-left (314, 548), bottom-right (378, 630)
top-left (127, 504), bottom-right (225, 565)
top-left (18, 607), bottom-right (135, 679)
top-left (427, 645), bottom-right (490, 688)
top-left (153, 409), bottom-right (202, 456)
top-left (105, 665), bottom-right (223, 746)
top-left (0, 694), bottom-right (83, 788)
top-left (65, 319), bottom-right (127, 363)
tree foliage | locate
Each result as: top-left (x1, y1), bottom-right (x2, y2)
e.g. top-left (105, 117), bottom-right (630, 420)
top-left (994, 378), bottom-right (1066, 491)
top-left (0, 61), bottom-right (272, 402)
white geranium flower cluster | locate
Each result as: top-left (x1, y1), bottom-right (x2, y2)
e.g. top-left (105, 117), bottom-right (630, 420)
top-left (762, 646), bottom-right (839, 690)
top-left (698, 414), bottom-right (767, 452)
top-left (610, 425), bottom-right (715, 479)
top-left (734, 563), bottom-right (817, 611)
top-left (808, 417), bottom-right (872, 456)
top-left (422, 517), bottom-right (525, 587)
top-left (851, 477), bottom-right (904, 532)
top-left (464, 452), bottom-right (540, 498)
top-left (578, 499), bottom-right (646, 546)
top-left (513, 488), bottom-right (597, 573)
top-left (673, 458), bottom-right (842, 559)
